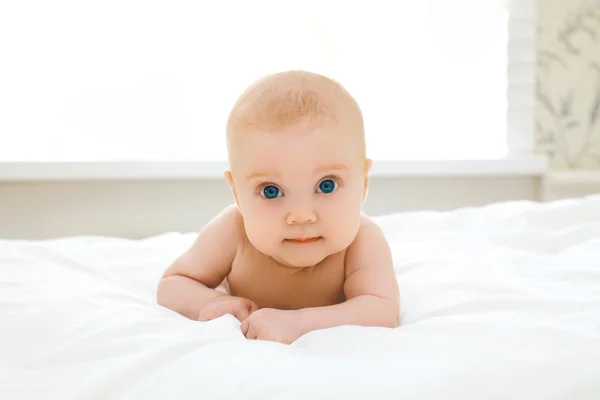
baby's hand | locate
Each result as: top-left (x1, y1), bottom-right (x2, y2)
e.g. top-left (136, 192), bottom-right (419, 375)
top-left (240, 308), bottom-right (305, 344)
top-left (198, 295), bottom-right (258, 323)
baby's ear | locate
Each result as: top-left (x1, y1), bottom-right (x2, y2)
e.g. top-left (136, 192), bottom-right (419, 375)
top-left (364, 158), bottom-right (373, 174)
top-left (224, 170), bottom-right (240, 206)
top-left (362, 158), bottom-right (372, 202)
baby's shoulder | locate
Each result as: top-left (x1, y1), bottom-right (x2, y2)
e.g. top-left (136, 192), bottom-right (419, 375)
top-left (345, 214), bottom-right (390, 265)
top-left (355, 213), bottom-right (387, 242)
top-left (206, 203), bottom-right (247, 244)
top-left (220, 203), bottom-right (244, 224)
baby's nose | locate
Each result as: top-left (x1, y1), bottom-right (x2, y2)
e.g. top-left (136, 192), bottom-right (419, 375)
top-left (286, 210), bottom-right (317, 225)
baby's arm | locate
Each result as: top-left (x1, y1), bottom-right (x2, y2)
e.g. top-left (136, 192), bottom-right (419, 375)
top-left (157, 205), bottom-right (252, 320)
top-left (298, 218), bottom-right (400, 332)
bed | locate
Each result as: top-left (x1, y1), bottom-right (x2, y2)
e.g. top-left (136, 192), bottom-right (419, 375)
top-left (1, 195), bottom-right (600, 399)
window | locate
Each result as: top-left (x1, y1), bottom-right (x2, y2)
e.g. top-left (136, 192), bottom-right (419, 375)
top-left (0, 0), bottom-right (535, 162)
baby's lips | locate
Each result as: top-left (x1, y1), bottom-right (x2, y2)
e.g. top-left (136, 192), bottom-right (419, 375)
top-left (285, 236), bottom-right (321, 243)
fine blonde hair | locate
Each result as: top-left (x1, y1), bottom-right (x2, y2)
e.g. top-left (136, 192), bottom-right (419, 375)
top-left (226, 70), bottom-right (365, 155)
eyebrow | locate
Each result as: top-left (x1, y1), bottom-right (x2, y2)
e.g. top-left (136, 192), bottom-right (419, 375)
top-left (245, 163), bottom-right (348, 181)
top-left (315, 163), bottom-right (348, 174)
top-left (245, 171), bottom-right (278, 181)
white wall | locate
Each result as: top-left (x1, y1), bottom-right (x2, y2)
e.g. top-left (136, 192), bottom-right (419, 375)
top-left (0, 177), bottom-right (541, 239)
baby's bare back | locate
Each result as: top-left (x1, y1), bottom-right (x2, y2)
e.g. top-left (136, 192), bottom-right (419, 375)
top-left (224, 240), bottom-right (347, 310)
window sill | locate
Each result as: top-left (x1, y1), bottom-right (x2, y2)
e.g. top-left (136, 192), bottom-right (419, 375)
top-left (0, 155), bottom-right (548, 182)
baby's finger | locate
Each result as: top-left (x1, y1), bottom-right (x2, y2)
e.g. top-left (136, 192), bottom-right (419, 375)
top-left (247, 300), bottom-right (259, 315)
top-left (240, 317), bottom-right (250, 336)
top-left (233, 306), bottom-right (252, 322)
top-left (244, 321), bottom-right (258, 340)
top-left (255, 329), bottom-right (276, 343)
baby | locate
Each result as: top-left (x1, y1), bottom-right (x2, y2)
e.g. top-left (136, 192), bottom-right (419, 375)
top-left (157, 70), bottom-right (400, 344)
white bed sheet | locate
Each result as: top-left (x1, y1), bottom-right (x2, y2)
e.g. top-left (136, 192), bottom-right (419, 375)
top-left (1, 196), bottom-right (600, 399)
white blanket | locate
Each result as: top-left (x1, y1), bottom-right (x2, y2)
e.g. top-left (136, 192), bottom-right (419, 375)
top-left (1, 196), bottom-right (600, 399)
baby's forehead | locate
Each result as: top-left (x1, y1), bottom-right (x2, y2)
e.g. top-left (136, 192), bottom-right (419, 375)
top-left (235, 122), bottom-right (362, 154)
top-left (235, 141), bottom-right (363, 179)
top-left (245, 160), bottom-right (349, 176)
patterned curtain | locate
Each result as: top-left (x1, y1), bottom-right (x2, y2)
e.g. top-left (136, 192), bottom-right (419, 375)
top-left (537, 0), bottom-right (600, 169)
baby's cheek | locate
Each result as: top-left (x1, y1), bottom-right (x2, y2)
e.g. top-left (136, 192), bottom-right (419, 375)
top-left (323, 197), bottom-right (361, 246)
top-left (244, 212), bottom-right (282, 254)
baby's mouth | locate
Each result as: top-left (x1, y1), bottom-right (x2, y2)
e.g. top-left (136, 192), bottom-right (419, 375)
top-left (285, 236), bottom-right (322, 244)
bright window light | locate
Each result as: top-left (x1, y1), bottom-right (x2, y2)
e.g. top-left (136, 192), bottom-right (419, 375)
top-left (0, 0), bottom-right (509, 162)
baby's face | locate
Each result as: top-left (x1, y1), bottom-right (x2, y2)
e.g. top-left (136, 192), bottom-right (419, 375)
top-left (227, 123), bottom-right (370, 268)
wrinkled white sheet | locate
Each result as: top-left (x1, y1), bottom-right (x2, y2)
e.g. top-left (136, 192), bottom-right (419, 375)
top-left (1, 196), bottom-right (600, 399)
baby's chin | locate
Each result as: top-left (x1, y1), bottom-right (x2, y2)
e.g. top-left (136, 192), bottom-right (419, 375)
top-left (250, 236), bottom-right (352, 268)
top-left (266, 246), bottom-right (331, 268)
top-left (274, 244), bottom-right (348, 268)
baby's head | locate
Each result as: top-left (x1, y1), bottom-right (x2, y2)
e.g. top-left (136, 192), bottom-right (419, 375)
top-left (224, 70), bottom-right (371, 268)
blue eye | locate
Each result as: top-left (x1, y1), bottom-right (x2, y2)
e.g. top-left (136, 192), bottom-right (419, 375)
top-left (317, 179), bottom-right (338, 194)
top-left (261, 185), bottom-right (282, 199)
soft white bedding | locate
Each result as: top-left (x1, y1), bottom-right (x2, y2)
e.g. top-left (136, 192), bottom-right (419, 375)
top-left (1, 196), bottom-right (600, 399)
